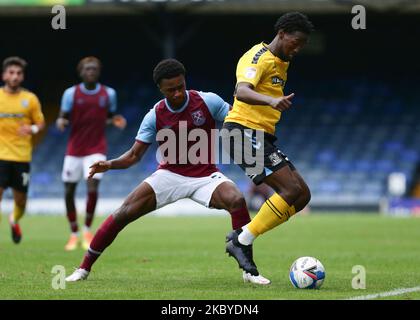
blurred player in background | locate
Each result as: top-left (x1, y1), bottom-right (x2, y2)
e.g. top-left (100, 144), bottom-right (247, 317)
top-left (0, 56), bottom-right (45, 244)
top-left (65, 58), bottom-right (270, 285)
top-left (56, 56), bottom-right (126, 251)
top-left (221, 12), bottom-right (314, 276)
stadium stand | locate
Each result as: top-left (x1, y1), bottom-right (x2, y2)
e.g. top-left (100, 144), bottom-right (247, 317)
top-left (19, 77), bottom-right (419, 212)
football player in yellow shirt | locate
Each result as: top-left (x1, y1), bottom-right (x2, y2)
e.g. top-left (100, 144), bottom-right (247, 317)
top-left (222, 12), bottom-right (314, 277)
top-left (0, 57), bottom-right (45, 243)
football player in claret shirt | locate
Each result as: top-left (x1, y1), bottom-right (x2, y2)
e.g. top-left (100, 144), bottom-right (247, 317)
top-left (56, 57), bottom-right (127, 251)
top-left (65, 58), bottom-right (270, 285)
top-left (221, 12), bottom-right (314, 276)
top-left (0, 56), bottom-right (45, 244)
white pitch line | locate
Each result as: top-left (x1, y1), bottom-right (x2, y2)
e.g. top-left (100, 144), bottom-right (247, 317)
top-left (347, 286), bottom-right (420, 300)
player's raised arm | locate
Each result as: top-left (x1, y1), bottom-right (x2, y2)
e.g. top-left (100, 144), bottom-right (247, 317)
top-left (235, 82), bottom-right (294, 112)
top-left (88, 141), bottom-right (149, 178)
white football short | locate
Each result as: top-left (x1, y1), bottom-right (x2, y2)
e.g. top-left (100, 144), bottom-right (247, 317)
top-left (144, 169), bottom-right (234, 209)
top-left (62, 153), bottom-right (106, 183)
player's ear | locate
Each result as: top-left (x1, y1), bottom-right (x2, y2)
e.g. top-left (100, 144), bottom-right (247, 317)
top-left (278, 30), bottom-right (286, 40)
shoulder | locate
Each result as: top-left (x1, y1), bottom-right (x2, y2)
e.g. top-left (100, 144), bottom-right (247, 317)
top-left (240, 43), bottom-right (271, 64)
top-left (103, 85), bottom-right (116, 96)
top-left (196, 91), bottom-right (223, 102)
top-left (63, 85), bottom-right (77, 95)
top-left (20, 88), bottom-right (39, 101)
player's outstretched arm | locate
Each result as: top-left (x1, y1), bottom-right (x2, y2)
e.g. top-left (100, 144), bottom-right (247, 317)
top-left (235, 82), bottom-right (294, 112)
top-left (88, 141), bottom-right (149, 179)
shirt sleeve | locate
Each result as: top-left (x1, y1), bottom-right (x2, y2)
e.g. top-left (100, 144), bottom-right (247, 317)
top-left (105, 87), bottom-right (117, 113)
top-left (60, 86), bottom-right (76, 113)
top-left (198, 91), bottom-right (231, 122)
top-left (135, 107), bottom-right (157, 144)
top-left (29, 94), bottom-right (45, 124)
top-left (235, 52), bottom-right (266, 88)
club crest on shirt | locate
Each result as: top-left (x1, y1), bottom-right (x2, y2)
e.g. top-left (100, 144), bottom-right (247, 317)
top-left (269, 152), bottom-right (282, 166)
top-left (21, 99), bottom-right (29, 108)
top-left (191, 109), bottom-right (206, 126)
top-left (76, 98), bottom-right (84, 105)
top-left (272, 76), bottom-right (285, 86)
top-left (99, 96), bottom-right (107, 108)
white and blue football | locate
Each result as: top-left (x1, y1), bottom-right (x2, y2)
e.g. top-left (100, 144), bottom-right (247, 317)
top-left (289, 256), bottom-right (326, 289)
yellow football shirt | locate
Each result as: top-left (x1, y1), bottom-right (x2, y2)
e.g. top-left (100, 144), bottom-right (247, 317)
top-left (0, 87), bottom-right (44, 162)
top-left (225, 42), bottom-right (289, 135)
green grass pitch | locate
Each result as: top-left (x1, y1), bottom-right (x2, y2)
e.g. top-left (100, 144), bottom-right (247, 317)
top-left (0, 213), bottom-right (419, 300)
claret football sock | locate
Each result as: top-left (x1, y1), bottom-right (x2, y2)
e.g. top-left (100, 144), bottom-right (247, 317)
top-left (85, 191), bottom-right (98, 228)
top-left (80, 214), bottom-right (126, 271)
top-left (229, 206), bottom-right (251, 230)
top-left (67, 210), bottom-right (78, 233)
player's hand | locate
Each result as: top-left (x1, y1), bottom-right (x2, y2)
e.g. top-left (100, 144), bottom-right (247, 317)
top-left (88, 160), bottom-right (112, 179)
top-left (17, 123), bottom-right (32, 136)
top-left (112, 115), bottom-right (127, 130)
top-left (269, 93), bottom-right (295, 111)
top-left (56, 118), bottom-right (69, 132)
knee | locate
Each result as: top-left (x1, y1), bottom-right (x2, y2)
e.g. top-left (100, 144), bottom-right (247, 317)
top-left (15, 197), bottom-right (26, 208)
top-left (303, 186), bottom-right (311, 206)
top-left (65, 185), bottom-right (75, 199)
top-left (282, 182), bottom-right (304, 203)
top-left (226, 192), bottom-right (247, 211)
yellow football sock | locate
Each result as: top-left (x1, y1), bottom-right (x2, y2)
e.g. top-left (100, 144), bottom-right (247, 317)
top-left (288, 205), bottom-right (296, 217)
top-left (247, 193), bottom-right (292, 237)
top-left (12, 203), bottom-right (25, 223)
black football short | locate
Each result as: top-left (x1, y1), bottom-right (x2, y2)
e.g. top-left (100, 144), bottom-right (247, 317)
top-left (221, 122), bottom-right (295, 185)
top-left (0, 160), bottom-right (31, 193)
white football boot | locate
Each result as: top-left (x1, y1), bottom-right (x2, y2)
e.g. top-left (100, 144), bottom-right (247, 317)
top-left (65, 268), bottom-right (90, 282)
top-left (243, 271), bottom-right (271, 285)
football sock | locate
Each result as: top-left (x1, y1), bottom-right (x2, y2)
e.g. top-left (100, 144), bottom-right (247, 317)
top-left (67, 210), bottom-right (78, 233)
top-left (80, 215), bottom-right (126, 271)
top-left (85, 191), bottom-right (98, 228)
top-left (246, 193), bottom-right (291, 237)
top-left (229, 206), bottom-right (251, 230)
top-left (12, 203), bottom-right (25, 224)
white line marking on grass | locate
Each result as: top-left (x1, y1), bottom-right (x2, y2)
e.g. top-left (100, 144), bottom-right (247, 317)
top-left (347, 286), bottom-right (420, 300)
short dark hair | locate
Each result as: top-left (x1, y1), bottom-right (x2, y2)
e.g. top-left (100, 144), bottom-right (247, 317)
top-left (77, 56), bottom-right (102, 74)
top-left (2, 56), bottom-right (27, 72)
top-left (153, 59), bottom-right (186, 85)
top-left (274, 12), bottom-right (314, 34)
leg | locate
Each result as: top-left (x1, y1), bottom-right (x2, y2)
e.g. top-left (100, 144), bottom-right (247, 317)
top-left (66, 181), bottom-right (156, 281)
top-left (290, 170), bottom-right (311, 213)
top-left (85, 178), bottom-right (100, 229)
top-left (211, 182), bottom-right (271, 285)
top-left (243, 165), bottom-right (304, 239)
top-left (62, 155), bottom-right (83, 249)
top-left (82, 154), bottom-right (107, 232)
top-left (9, 161), bottom-right (30, 244)
top-left (81, 178), bottom-right (100, 250)
top-left (209, 181), bottom-right (251, 230)
top-left (9, 189), bottom-right (27, 243)
top-left (64, 182), bottom-right (79, 236)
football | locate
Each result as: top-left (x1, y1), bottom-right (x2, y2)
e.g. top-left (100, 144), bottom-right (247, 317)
top-left (289, 256), bottom-right (326, 289)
